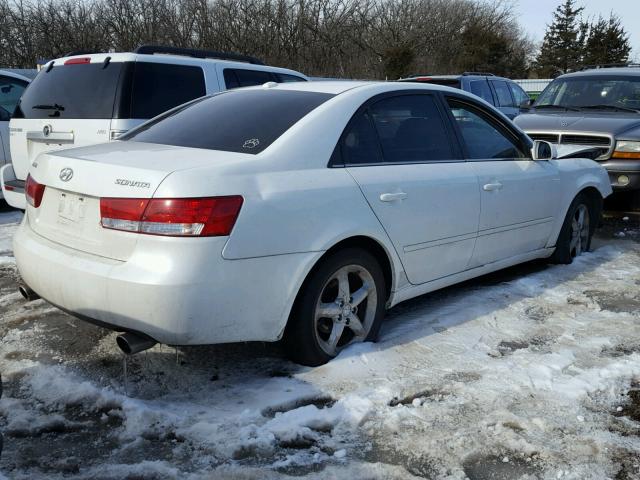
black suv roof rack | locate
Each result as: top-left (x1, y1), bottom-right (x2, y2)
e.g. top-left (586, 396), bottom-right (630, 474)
top-left (133, 45), bottom-right (264, 65)
top-left (462, 71), bottom-right (495, 76)
top-left (581, 62), bottom-right (640, 70)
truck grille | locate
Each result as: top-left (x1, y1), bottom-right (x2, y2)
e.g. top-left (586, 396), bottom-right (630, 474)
top-left (526, 132), bottom-right (612, 160)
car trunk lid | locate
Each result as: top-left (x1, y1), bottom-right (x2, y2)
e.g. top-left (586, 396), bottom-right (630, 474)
top-left (27, 142), bottom-right (245, 261)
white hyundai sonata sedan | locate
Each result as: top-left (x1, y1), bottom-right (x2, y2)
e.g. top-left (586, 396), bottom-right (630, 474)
top-left (14, 81), bottom-right (612, 365)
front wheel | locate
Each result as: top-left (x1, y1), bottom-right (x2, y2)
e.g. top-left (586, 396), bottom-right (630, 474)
top-left (551, 194), bottom-right (596, 264)
top-left (284, 248), bottom-right (386, 366)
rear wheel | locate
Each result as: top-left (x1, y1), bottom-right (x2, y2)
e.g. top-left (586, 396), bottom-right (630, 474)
top-left (551, 194), bottom-right (595, 264)
top-left (284, 248), bottom-right (386, 366)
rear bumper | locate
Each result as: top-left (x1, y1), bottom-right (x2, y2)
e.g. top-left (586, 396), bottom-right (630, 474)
top-left (14, 216), bottom-right (322, 345)
top-left (0, 164), bottom-right (26, 209)
top-left (600, 160), bottom-right (640, 191)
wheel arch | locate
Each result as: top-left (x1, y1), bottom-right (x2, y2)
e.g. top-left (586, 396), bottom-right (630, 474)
top-left (280, 235), bottom-right (398, 339)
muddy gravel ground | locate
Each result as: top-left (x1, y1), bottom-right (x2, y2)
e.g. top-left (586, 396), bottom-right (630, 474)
top-left (0, 205), bottom-right (639, 480)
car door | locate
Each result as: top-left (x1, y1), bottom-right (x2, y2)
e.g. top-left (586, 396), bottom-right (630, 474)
top-left (490, 80), bottom-right (518, 119)
top-left (444, 96), bottom-right (560, 267)
top-left (0, 75), bottom-right (28, 165)
top-left (343, 93), bottom-right (480, 285)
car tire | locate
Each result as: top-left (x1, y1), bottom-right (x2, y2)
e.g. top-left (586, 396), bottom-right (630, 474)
top-left (284, 248), bottom-right (386, 366)
top-left (550, 193), bottom-right (596, 264)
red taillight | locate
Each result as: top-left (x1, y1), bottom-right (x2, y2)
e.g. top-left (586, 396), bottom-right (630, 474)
top-left (100, 196), bottom-right (243, 237)
top-left (64, 57), bottom-right (91, 65)
top-left (25, 174), bottom-right (46, 208)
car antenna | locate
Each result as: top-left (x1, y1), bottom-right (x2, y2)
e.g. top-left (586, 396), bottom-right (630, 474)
top-left (45, 61), bottom-right (54, 73)
top-left (102, 56), bottom-right (111, 69)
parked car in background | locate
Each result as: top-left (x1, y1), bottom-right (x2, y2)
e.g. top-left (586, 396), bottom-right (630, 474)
top-left (515, 65), bottom-right (640, 195)
top-left (0, 69), bottom-right (35, 201)
top-left (399, 72), bottom-right (531, 119)
top-left (1, 45), bottom-right (308, 209)
top-left (14, 81), bottom-right (611, 366)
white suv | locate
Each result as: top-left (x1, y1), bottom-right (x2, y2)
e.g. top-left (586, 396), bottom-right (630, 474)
top-left (1, 45), bottom-right (308, 209)
top-left (0, 69), bottom-right (34, 201)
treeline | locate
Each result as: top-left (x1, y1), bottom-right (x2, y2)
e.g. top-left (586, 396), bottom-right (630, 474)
top-left (0, 0), bottom-right (533, 79)
top-left (535, 0), bottom-right (631, 77)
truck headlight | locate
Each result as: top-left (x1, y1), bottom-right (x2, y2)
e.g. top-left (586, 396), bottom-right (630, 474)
top-left (612, 140), bottom-right (640, 159)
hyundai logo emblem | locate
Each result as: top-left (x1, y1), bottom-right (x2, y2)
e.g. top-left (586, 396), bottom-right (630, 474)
top-left (43, 125), bottom-right (52, 137)
top-left (59, 168), bottom-right (74, 182)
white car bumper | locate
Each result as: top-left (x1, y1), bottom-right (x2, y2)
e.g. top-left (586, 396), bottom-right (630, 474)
top-left (1, 164), bottom-right (26, 209)
top-left (14, 216), bottom-right (322, 345)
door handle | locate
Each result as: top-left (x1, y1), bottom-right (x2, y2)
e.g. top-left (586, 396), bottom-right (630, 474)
top-left (483, 182), bottom-right (503, 191)
top-left (379, 192), bottom-right (408, 202)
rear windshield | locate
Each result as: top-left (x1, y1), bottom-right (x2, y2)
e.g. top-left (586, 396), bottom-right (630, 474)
top-left (14, 63), bottom-right (124, 119)
top-left (123, 89), bottom-right (334, 154)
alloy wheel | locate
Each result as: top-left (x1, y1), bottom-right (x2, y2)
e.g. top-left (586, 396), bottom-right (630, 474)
top-left (569, 204), bottom-right (590, 258)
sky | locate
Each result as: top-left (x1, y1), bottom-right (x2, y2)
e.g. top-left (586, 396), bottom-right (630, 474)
top-left (513, 0), bottom-right (640, 60)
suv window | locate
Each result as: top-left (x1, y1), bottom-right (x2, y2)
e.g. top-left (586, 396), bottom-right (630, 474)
top-left (508, 82), bottom-right (530, 106)
top-left (469, 79), bottom-right (494, 104)
top-left (368, 95), bottom-right (454, 163)
top-left (536, 75), bottom-right (640, 109)
top-left (224, 68), bottom-right (273, 89)
top-left (447, 99), bottom-right (526, 159)
top-left (491, 80), bottom-right (515, 107)
top-left (14, 63), bottom-right (124, 119)
top-left (131, 62), bottom-right (206, 118)
top-left (0, 76), bottom-right (28, 118)
top-left (124, 90), bottom-right (334, 154)
top-left (275, 73), bottom-right (306, 83)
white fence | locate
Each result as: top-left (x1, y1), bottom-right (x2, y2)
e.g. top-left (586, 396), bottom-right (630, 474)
top-left (514, 79), bottom-right (552, 94)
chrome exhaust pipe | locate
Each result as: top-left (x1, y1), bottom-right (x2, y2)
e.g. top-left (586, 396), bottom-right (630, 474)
top-left (18, 283), bottom-right (39, 301)
top-left (116, 332), bottom-right (156, 355)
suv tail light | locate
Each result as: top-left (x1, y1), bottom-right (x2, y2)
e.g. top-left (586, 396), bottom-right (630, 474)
top-left (26, 174), bottom-right (46, 208)
top-left (100, 196), bottom-right (244, 237)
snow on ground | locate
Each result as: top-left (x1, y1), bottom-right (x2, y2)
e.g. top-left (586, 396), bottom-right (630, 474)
top-left (0, 206), bottom-right (639, 479)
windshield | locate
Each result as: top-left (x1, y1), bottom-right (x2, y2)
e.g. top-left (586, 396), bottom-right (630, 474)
top-left (123, 89), bottom-right (334, 154)
top-left (14, 62), bottom-right (124, 119)
top-left (535, 75), bottom-right (640, 111)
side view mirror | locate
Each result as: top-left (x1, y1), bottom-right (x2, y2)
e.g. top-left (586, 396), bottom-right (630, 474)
top-left (519, 99), bottom-right (533, 110)
top-left (0, 106), bottom-right (10, 121)
top-left (531, 140), bottom-right (556, 160)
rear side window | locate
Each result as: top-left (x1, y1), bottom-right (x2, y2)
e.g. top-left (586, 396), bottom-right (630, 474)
top-left (469, 80), bottom-right (494, 104)
top-left (124, 90), bottom-right (334, 154)
top-left (224, 68), bottom-right (273, 89)
top-left (0, 76), bottom-right (27, 118)
top-left (340, 111), bottom-right (381, 165)
top-left (492, 80), bottom-right (515, 107)
top-left (131, 63), bottom-right (205, 118)
top-left (14, 63), bottom-right (124, 119)
top-left (368, 95), bottom-right (454, 163)
top-left (275, 73), bottom-right (307, 83)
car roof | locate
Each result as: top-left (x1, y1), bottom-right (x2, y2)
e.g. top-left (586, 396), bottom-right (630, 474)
top-left (242, 79), bottom-right (477, 97)
top-left (0, 68), bottom-right (35, 83)
top-left (399, 74), bottom-right (510, 82)
top-left (44, 52), bottom-right (308, 79)
top-left (560, 67), bottom-right (640, 79)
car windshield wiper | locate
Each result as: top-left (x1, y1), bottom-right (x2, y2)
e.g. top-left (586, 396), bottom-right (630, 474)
top-left (533, 104), bottom-right (581, 112)
top-left (577, 104), bottom-right (640, 113)
top-left (32, 103), bottom-right (65, 111)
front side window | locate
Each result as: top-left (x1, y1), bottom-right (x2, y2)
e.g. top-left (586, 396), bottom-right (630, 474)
top-left (509, 82), bottom-right (530, 106)
top-left (448, 99), bottom-right (526, 159)
top-left (469, 80), bottom-right (494, 104)
top-left (275, 73), bottom-right (307, 83)
top-left (492, 81), bottom-right (515, 107)
top-left (224, 69), bottom-right (273, 89)
top-left (0, 76), bottom-right (28, 118)
top-left (131, 63), bottom-right (206, 118)
top-left (124, 89), bottom-right (334, 154)
top-left (367, 94), bottom-right (454, 163)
